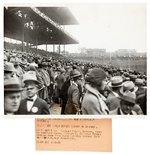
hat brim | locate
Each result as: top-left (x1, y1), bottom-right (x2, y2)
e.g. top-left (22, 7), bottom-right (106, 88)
top-left (135, 82), bottom-right (144, 86)
top-left (20, 63), bottom-right (27, 66)
top-left (108, 82), bottom-right (123, 88)
top-left (120, 86), bottom-right (138, 95)
top-left (71, 74), bottom-right (82, 78)
top-left (4, 84), bottom-right (23, 92)
top-left (119, 96), bottom-right (136, 105)
top-left (4, 69), bottom-right (16, 72)
top-left (4, 88), bottom-right (23, 92)
top-left (23, 79), bottom-right (42, 85)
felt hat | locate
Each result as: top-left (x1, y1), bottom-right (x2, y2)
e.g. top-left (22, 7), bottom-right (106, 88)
top-left (135, 78), bottom-right (144, 86)
top-left (58, 68), bottom-right (66, 73)
top-left (4, 77), bottom-right (23, 92)
top-left (119, 91), bottom-right (136, 105)
top-left (4, 62), bottom-right (16, 72)
top-left (108, 76), bottom-right (123, 87)
top-left (85, 68), bottom-right (106, 85)
top-left (124, 77), bottom-right (130, 81)
top-left (130, 74), bottom-right (137, 81)
top-left (23, 71), bottom-right (41, 84)
top-left (70, 69), bottom-right (82, 78)
top-left (120, 81), bottom-right (138, 95)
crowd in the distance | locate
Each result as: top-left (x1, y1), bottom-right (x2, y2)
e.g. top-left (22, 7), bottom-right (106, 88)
top-left (4, 48), bottom-right (147, 115)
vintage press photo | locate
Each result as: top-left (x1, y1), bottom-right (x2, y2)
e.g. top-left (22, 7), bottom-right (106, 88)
top-left (4, 3), bottom-right (147, 116)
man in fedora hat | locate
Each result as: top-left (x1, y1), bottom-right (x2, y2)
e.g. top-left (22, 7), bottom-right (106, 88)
top-left (135, 78), bottom-right (146, 97)
top-left (110, 91), bottom-right (137, 115)
top-left (38, 62), bottom-right (50, 102)
top-left (14, 60), bottom-right (24, 79)
top-left (120, 80), bottom-right (143, 115)
top-left (4, 77), bottom-right (23, 115)
top-left (64, 69), bottom-right (83, 114)
top-left (17, 71), bottom-right (50, 115)
top-left (60, 77), bottom-right (71, 114)
top-left (4, 62), bottom-right (16, 79)
top-left (54, 68), bottom-right (66, 104)
top-left (106, 76), bottom-right (123, 111)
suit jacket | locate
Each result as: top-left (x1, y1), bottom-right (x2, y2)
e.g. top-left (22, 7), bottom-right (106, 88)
top-left (65, 83), bottom-right (80, 114)
top-left (136, 87), bottom-right (146, 97)
top-left (55, 74), bottom-right (66, 90)
top-left (106, 91), bottom-right (121, 111)
top-left (17, 97), bottom-right (50, 115)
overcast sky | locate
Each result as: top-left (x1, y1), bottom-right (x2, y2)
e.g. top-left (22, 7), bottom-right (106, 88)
top-left (64, 3), bottom-right (146, 53)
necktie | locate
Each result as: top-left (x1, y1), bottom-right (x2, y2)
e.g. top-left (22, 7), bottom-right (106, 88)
top-left (27, 98), bottom-right (34, 112)
top-left (27, 98), bottom-right (34, 101)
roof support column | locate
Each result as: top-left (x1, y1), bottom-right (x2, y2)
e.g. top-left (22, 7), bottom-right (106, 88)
top-left (64, 44), bottom-right (65, 56)
top-left (58, 44), bottom-right (60, 55)
top-left (22, 27), bottom-right (24, 52)
top-left (36, 35), bottom-right (38, 52)
top-left (36, 45), bottom-right (38, 52)
top-left (53, 44), bottom-right (55, 53)
top-left (30, 43), bottom-right (32, 49)
top-left (26, 41), bottom-right (29, 52)
top-left (46, 42), bottom-right (47, 52)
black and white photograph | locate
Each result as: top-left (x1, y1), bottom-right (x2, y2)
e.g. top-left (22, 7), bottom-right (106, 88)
top-left (1, 1), bottom-right (150, 155)
top-left (4, 3), bottom-right (147, 115)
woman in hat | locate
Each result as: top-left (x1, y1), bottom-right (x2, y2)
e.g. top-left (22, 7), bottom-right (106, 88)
top-left (81, 68), bottom-right (109, 115)
top-left (64, 69), bottom-right (83, 114)
top-left (4, 77), bottom-right (23, 115)
top-left (17, 71), bottom-right (50, 115)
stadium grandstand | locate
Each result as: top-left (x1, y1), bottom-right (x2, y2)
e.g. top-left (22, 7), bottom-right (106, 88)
top-left (4, 6), bottom-right (79, 53)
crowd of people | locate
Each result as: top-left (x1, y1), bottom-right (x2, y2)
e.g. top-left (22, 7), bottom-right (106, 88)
top-left (4, 47), bottom-right (147, 115)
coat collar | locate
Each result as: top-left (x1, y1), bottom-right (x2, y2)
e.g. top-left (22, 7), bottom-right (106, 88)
top-left (85, 84), bottom-right (109, 114)
top-left (85, 84), bottom-right (106, 101)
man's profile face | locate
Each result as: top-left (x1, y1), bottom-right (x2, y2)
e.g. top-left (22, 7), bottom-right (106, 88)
top-left (120, 100), bottom-right (134, 115)
top-left (25, 81), bottom-right (38, 98)
top-left (4, 92), bottom-right (21, 113)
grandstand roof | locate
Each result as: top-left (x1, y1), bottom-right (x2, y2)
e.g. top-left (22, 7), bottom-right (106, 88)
top-left (4, 7), bottom-right (79, 45)
top-left (37, 7), bottom-right (78, 25)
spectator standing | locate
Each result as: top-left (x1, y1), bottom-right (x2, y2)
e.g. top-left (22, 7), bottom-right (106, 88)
top-left (81, 68), bottom-right (109, 115)
top-left (65, 69), bottom-right (82, 114)
top-left (4, 77), bottom-right (23, 115)
top-left (110, 91), bottom-right (137, 115)
top-left (17, 71), bottom-right (50, 115)
top-left (106, 76), bottom-right (123, 111)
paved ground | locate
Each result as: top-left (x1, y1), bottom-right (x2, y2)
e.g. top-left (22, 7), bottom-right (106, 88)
top-left (49, 103), bottom-right (62, 115)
